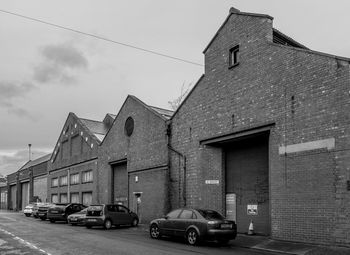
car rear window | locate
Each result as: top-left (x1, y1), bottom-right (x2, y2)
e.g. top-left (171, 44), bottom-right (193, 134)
top-left (88, 205), bottom-right (103, 211)
top-left (197, 210), bottom-right (225, 220)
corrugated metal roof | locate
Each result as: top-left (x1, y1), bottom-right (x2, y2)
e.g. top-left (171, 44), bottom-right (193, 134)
top-left (19, 153), bottom-right (51, 171)
top-left (149, 106), bottom-right (173, 119)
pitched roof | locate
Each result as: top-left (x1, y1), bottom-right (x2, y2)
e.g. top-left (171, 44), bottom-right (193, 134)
top-left (79, 117), bottom-right (112, 143)
top-left (19, 153), bottom-right (51, 171)
top-left (149, 106), bottom-right (174, 120)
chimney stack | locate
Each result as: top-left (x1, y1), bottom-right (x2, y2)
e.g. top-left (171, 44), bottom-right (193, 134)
top-left (28, 144), bottom-right (32, 161)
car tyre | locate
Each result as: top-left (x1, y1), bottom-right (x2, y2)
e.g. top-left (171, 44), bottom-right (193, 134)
top-left (187, 229), bottom-right (199, 245)
top-left (86, 225), bottom-right (92, 229)
top-left (40, 217), bottom-right (46, 221)
top-left (104, 219), bottom-right (112, 230)
top-left (150, 224), bottom-right (161, 239)
top-left (131, 218), bottom-right (139, 227)
top-left (71, 223), bottom-right (77, 226)
top-left (49, 219), bottom-right (55, 223)
top-left (25, 214), bottom-right (31, 217)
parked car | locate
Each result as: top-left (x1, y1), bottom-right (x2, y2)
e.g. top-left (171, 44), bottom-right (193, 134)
top-left (37, 203), bottom-right (55, 220)
top-left (85, 204), bottom-right (138, 229)
top-left (67, 208), bottom-right (88, 226)
top-left (32, 203), bottom-right (45, 218)
top-left (23, 204), bottom-right (34, 217)
top-left (47, 203), bottom-right (86, 223)
top-left (149, 208), bottom-right (237, 245)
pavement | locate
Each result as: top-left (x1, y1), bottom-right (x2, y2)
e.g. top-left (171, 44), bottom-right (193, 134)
top-left (137, 224), bottom-right (350, 255)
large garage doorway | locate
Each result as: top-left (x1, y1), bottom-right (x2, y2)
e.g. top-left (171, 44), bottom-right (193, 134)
top-left (225, 134), bottom-right (269, 235)
top-left (112, 163), bottom-right (128, 205)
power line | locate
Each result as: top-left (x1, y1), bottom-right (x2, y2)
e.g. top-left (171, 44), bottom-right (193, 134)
top-left (0, 9), bottom-right (204, 67)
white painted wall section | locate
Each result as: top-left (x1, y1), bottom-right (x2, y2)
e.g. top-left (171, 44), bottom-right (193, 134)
top-left (279, 138), bottom-right (335, 155)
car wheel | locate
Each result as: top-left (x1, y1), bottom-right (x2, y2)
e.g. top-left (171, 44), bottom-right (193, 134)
top-left (40, 217), bottom-right (46, 221)
top-left (25, 214), bottom-right (30, 217)
top-left (187, 229), bottom-right (199, 245)
top-left (49, 219), bottom-right (55, 223)
top-left (71, 223), bottom-right (77, 226)
top-left (131, 218), bottom-right (139, 227)
top-left (86, 225), bottom-right (92, 229)
top-left (104, 219), bottom-right (112, 230)
top-left (150, 224), bottom-right (161, 239)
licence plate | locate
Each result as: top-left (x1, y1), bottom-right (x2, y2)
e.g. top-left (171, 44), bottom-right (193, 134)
top-left (87, 219), bottom-right (97, 222)
top-left (70, 218), bottom-right (77, 221)
top-left (221, 224), bottom-right (232, 229)
top-left (51, 211), bottom-right (58, 213)
top-left (38, 213), bottom-right (45, 216)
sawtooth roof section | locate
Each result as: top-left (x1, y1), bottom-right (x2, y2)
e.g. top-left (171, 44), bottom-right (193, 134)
top-left (273, 28), bottom-right (308, 49)
top-left (79, 117), bottom-right (112, 143)
top-left (19, 153), bottom-right (52, 171)
top-left (149, 106), bottom-right (174, 120)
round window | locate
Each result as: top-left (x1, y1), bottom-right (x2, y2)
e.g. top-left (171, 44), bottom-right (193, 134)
top-left (125, 117), bottom-right (134, 136)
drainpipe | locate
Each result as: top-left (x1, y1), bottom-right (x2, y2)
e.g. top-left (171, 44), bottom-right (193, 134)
top-left (167, 123), bottom-right (187, 207)
top-left (67, 168), bottom-right (70, 202)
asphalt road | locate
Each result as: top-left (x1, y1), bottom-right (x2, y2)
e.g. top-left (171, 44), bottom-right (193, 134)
top-left (0, 211), bottom-right (280, 255)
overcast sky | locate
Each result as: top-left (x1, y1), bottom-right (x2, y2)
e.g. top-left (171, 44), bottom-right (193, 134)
top-left (0, 0), bottom-right (349, 176)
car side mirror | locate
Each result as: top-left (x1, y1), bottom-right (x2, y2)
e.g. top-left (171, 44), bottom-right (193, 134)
top-left (164, 215), bottom-right (169, 220)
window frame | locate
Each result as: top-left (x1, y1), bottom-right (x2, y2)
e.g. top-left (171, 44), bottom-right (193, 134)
top-left (70, 173), bottom-right (80, 185)
top-left (51, 177), bottom-right (58, 188)
top-left (82, 170), bottom-right (93, 183)
top-left (59, 175), bottom-right (68, 187)
top-left (228, 45), bottom-right (239, 69)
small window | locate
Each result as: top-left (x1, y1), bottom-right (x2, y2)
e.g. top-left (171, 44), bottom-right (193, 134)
top-left (51, 194), bottom-right (58, 203)
top-left (70, 193), bottom-right (80, 203)
top-left (51, 178), bottom-right (58, 187)
top-left (179, 210), bottom-right (194, 219)
top-left (166, 209), bottom-right (182, 219)
top-left (60, 193), bottom-right (68, 203)
top-left (82, 170), bottom-right (93, 183)
top-left (60, 176), bottom-right (68, 186)
top-left (70, 173), bottom-right (80, 185)
top-left (229, 45), bottom-right (239, 68)
top-left (82, 192), bottom-right (93, 206)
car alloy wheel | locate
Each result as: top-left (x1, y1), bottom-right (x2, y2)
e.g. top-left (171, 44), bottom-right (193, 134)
top-left (104, 219), bottom-right (112, 230)
top-left (187, 229), bottom-right (198, 245)
top-left (150, 224), bottom-right (160, 239)
top-left (132, 218), bottom-right (138, 227)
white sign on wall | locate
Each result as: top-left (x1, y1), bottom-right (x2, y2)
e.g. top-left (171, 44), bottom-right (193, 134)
top-left (205, 180), bottom-right (220, 185)
top-left (247, 204), bottom-right (258, 215)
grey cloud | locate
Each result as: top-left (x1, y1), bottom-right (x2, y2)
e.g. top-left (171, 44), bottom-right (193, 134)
top-left (0, 149), bottom-right (50, 176)
top-left (33, 43), bottom-right (88, 85)
top-left (0, 81), bottom-right (37, 119)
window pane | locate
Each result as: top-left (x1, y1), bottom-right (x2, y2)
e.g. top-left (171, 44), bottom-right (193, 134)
top-left (60, 193), bottom-right (68, 203)
top-left (70, 193), bottom-right (79, 203)
top-left (82, 192), bottom-right (92, 206)
top-left (166, 209), bottom-right (181, 219)
top-left (51, 194), bottom-right (58, 203)
top-left (179, 210), bottom-right (193, 219)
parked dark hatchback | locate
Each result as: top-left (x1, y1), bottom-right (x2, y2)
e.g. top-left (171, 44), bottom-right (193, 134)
top-left (150, 208), bottom-right (237, 245)
top-left (47, 203), bottom-right (86, 223)
top-left (37, 203), bottom-right (55, 220)
top-left (85, 204), bottom-right (139, 229)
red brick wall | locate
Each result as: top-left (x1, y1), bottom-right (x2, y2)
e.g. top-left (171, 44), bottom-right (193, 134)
top-left (170, 11), bottom-right (350, 246)
top-left (98, 96), bottom-right (169, 219)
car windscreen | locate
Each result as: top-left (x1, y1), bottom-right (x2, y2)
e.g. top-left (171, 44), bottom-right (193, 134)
top-left (197, 209), bottom-right (225, 220)
top-left (87, 205), bottom-right (103, 211)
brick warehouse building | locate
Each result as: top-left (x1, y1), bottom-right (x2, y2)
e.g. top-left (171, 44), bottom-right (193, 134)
top-left (47, 112), bottom-right (115, 205)
top-left (6, 154), bottom-right (50, 210)
top-left (97, 95), bottom-right (173, 223)
top-left (168, 7), bottom-right (350, 246)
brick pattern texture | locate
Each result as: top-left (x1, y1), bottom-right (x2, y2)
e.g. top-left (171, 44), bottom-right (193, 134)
top-left (170, 12), bottom-right (350, 246)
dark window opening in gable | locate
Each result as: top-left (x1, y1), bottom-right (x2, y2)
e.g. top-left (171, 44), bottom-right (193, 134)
top-left (229, 45), bottom-right (239, 68)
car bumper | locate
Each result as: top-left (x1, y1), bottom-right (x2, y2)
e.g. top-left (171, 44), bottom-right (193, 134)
top-left (47, 214), bottom-right (66, 221)
top-left (37, 213), bottom-right (47, 218)
top-left (85, 218), bottom-right (104, 226)
top-left (68, 218), bottom-right (85, 224)
top-left (205, 229), bottom-right (237, 240)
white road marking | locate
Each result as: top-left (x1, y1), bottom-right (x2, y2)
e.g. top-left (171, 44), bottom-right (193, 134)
top-left (0, 228), bottom-right (52, 255)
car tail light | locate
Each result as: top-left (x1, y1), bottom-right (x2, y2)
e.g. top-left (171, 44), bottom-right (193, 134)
top-left (208, 221), bottom-right (216, 225)
top-left (100, 211), bottom-right (103, 216)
